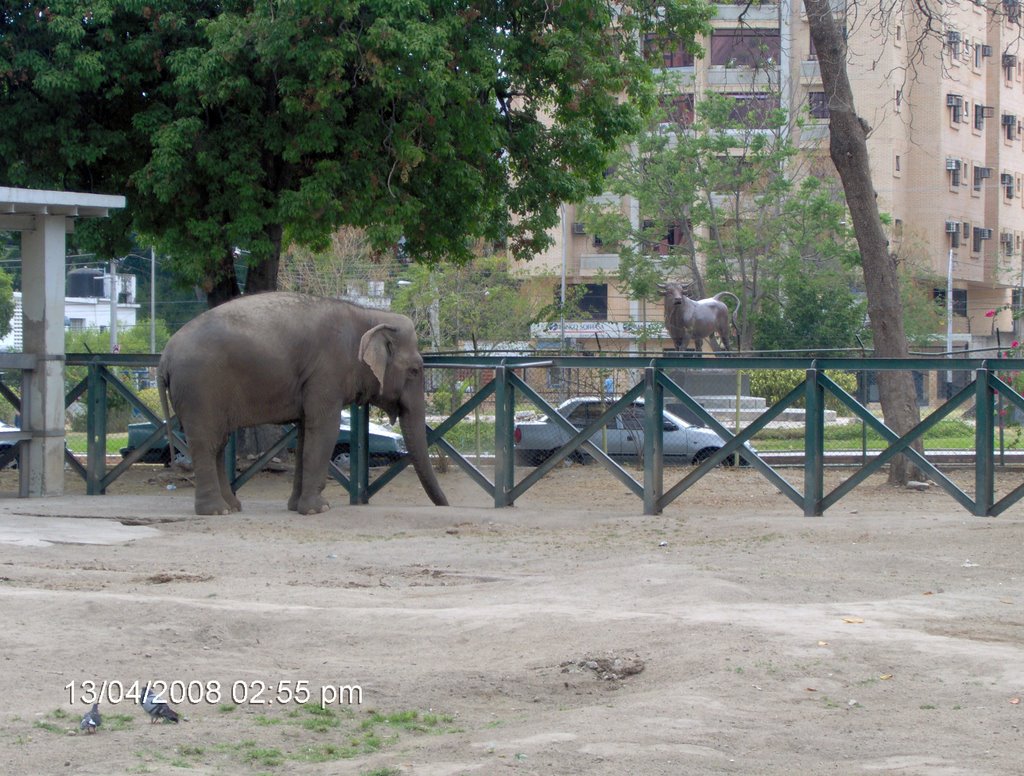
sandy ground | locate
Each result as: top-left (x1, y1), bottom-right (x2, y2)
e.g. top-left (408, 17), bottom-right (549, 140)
top-left (0, 459), bottom-right (1023, 775)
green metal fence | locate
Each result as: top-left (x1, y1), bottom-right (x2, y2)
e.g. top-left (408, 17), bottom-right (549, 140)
top-left (3, 353), bottom-right (1023, 517)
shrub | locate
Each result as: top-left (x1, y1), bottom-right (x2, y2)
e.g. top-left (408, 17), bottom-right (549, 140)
top-left (748, 369), bottom-right (860, 415)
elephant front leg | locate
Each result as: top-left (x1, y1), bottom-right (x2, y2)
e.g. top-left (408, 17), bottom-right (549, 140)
top-left (292, 421), bottom-right (336, 515)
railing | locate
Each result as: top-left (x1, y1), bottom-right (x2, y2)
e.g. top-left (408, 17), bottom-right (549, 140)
top-left (2, 353), bottom-right (1024, 517)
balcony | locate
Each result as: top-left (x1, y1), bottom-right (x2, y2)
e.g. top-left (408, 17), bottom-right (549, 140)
top-left (800, 59), bottom-right (822, 84)
top-left (706, 65), bottom-right (779, 87)
top-left (713, 2), bottom-right (780, 23)
top-left (580, 253), bottom-right (620, 274)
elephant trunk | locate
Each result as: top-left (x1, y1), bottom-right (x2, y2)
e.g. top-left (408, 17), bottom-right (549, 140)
top-left (399, 403), bottom-right (448, 506)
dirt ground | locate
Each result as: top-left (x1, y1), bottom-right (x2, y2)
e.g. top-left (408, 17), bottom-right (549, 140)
top-left (0, 459), bottom-right (1023, 775)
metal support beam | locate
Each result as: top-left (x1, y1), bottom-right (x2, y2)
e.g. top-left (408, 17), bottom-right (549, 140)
top-left (493, 364), bottom-right (515, 507)
top-left (803, 367), bottom-right (824, 516)
top-left (85, 364), bottom-right (107, 495)
top-left (974, 368), bottom-right (994, 516)
top-left (643, 363), bottom-right (664, 515)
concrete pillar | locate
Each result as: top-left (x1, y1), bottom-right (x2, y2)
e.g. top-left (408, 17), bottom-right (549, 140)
top-left (19, 214), bottom-right (67, 495)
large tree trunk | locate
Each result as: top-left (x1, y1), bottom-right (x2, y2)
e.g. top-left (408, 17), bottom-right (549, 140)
top-left (805, 0), bottom-right (923, 484)
top-left (205, 249), bottom-right (241, 307)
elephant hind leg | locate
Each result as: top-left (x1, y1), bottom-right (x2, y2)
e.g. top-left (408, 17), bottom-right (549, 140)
top-left (191, 436), bottom-right (236, 516)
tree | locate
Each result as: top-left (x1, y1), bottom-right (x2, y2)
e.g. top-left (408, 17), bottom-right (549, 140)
top-left (393, 255), bottom-right (546, 352)
top-left (0, 249), bottom-right (14, 342)
top-left (0, 0), bottom-right (714, 306)
top-left (804, 0), bottom-right (923, 483)
top-left (581, 87), bottom-right (862, 352)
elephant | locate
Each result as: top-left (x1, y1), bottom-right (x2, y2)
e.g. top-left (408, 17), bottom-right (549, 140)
top-left (157, 292), bottom-right (448, 515)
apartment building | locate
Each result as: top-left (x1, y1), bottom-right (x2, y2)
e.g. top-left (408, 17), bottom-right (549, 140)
top-left (524, 0), bottom-right (1024, 356)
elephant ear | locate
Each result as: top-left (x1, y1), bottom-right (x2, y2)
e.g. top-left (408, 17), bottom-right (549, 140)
top-left (359, 324), bottom-right (398, 390)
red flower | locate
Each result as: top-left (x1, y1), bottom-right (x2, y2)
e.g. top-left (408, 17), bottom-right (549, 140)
top-left (986, 310), bottom-right (996, 318)
top-left (1013, 341), bottom-right (1020, 349)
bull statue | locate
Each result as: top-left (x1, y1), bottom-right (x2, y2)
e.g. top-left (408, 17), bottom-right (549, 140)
top-left (659, 282), bottom-right (740, 352)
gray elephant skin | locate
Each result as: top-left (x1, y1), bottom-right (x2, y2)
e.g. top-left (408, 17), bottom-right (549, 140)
top-left (157, 292), bottom-right (448, 515)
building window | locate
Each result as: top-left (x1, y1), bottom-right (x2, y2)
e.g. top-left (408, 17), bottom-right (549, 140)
top-left (568, 284), bottom-right (608, 320)
top-left (934, 288), bottom-right (968, 316)
top-left (659, 93), bottom-right (695, 127)
top-left (809, 91), bottom-right (829, 119)
top-left (643, 34), bottom-right (695, 68)
top-left (710, 29), bottom-right (781, 68)
top-left (894, 154), bottom-right (901, 174)
top-left (894, 88), bottom-right (903, 113)
top-left (1004, 114), bottom-right (1018, 140)
top-left (948, 94), bottom-right (964, 123)
top-left (973, 226), bottom-right (992, 253)
top-left (973, 165), bottom-right (991, 192)
top-left (948, 158), bottom-right (962, 187)
top-left (727, 93), bottom-right (781, 128)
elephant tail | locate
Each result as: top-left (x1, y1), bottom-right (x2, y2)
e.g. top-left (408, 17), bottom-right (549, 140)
top-left (157, 360), bottom-right (178, 467)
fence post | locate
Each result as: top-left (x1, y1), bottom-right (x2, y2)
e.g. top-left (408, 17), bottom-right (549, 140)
top-left (974, 367), bottom-right (994, 516)
top-left (349, 403), bottom-right (369, 504)
top-left (803, 365), bottom-right (824, 516)
top-left (493, 363), bottom-right (515, 507)
top-left (85, 363), bottom-right (107, 495)
top-left (643, 362), bottom-right (664, 515)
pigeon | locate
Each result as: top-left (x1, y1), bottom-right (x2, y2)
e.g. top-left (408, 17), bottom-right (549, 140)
top-left (140, 684), bottom-right (180, 723)
top-left (79, 703), bottom-right (101, 734)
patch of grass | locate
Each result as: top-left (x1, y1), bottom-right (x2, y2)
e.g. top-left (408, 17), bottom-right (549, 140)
top-left (298, 703), bottom-right (341, 732)
top-left (254, 715), bottom-right (282, 727)
top-left (360, 709), bottom-right (451, 734)
top-left (177, 744), bottom-right (204, 757)
top-left (241, 745), bottom-right (285, 768)
top-left (33, 720), bottom-right (65, 735)
top-left (363, 768), bottom-right (404, 776)
top-left (50, 709), bottom-right (70, 720)
top-left (106, 713), bottom-right (135, 731)
top-left (217, 704), bottom-right (236, 714)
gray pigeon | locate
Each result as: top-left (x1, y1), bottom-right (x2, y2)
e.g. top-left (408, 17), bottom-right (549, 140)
top-left (79, 703), bottom-right (101, 734)
top-left (140, 684), bottom-right (179, 723)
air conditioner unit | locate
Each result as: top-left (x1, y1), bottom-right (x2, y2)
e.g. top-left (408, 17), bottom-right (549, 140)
top-left (945, 220), bottom-right (960, 234)
top-left (1002, 232), bottom-right (1014, 245)
top-left (1004, 54), bottom-right (1019, 68)
top-left (978, 167), bottom-right (993, 179)
top-left (947, 31), bottom-right (961, 45)
top-left (946, 158), bottom-right (961, 171)
top-left (946, 93), bottom-right (963, 107)
top-left (983, 106), bottom-right (996, 118)
top-left (571, 222), bottom-right (587, 235)
top-left (1002, 173), bottom-right (1014, 185)
top-left (983, 45), bottom-right (994, 57)
top-left (977, 227), bottom-right (993, 240)
top-left (1003, 114), bottom-right (1017, 125)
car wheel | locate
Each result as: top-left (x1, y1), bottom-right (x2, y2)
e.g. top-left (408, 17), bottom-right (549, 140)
top-left (692, 447), bottom-right (720, 466)
top-left (332, 444), bottom-right (351, 470)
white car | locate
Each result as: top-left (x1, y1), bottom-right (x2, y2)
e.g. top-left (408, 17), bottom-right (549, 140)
top-left (514, 397), bottom-right (756, 467)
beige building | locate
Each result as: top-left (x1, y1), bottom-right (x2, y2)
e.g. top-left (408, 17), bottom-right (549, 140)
top-left (521, 1), bottom-right (1024, 356)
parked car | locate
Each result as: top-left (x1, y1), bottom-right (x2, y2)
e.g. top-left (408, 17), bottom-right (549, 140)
top-left (120, 412), bottom-right (407, 468)
top-left (513, 397), bottom-right (756, 467)
top-left (0, 420), bottom-right (20, 469)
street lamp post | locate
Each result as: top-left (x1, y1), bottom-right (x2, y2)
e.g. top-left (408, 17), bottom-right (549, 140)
top-left (946, 247), bottom-right (954, 398)
top-left (109, 258), bottom-right (118, 353)
top-left (150, 247), bottom-right (156, 353)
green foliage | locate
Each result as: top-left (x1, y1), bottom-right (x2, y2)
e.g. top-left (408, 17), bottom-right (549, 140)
top-left (1, 0), bottom-right (714, 302)
top-left (752, 272), bottom-right (867, 354)
top-left (748, 369), bottom-right (859, 414)
top-left (0, 264), bottom-right (14, 341)
top-left (582, 84), bottom-right (863, 352)
top-left (393, 255), bottom-right (546, 351)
